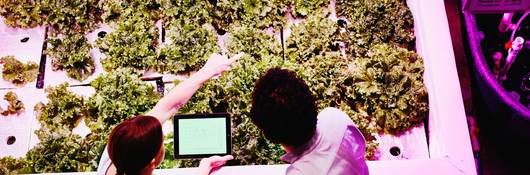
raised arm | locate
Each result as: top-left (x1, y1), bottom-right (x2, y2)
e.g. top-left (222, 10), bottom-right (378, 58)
top-left (146, 53), bottom-right (243, 123)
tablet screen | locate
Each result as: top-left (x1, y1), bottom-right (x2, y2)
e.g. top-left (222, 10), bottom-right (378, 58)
top-left (174, 113), bottom-right (231, 159)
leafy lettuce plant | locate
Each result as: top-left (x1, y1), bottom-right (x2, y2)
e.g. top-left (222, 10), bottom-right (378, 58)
top-left (336, 0), bottom-right (415, 57)
top-left (86, 68), bottom-right (160, 133)
top-left (161, 0), bottom-right (212, 26)
top-left (0, 56), bottom-right (39, 86)
top-left (45, 0), bottom-right (101, 35)
top-left (226, 25), bottom-right (282, 61)
top-left (0, 0), bottom-right (101, 35)
top-left (96, 13), bottom-right (159, 72)
top-left (350, 44), bottom-right (428, 133)
top-left (284, 11), bottom-right (348, 111)
top-left (1, 91), bottom-right (25, 116)
top-left (285, 11), bottom-right (339, 62)
top-left (47, 34), bottom-right (95, 81)
top-left (26, 126), bottom-right (101, 173)
top-left (1, 83), bottom-right (104, 173)
top-left (237, 0), bottom-right (287, 29)
top-left (98, 0), bottom-right (163, 23)
top-left (158, 22), bottom-right (220, 74)
top-left (289, 0), bottom-right (328, 17)
top-left (0, 0), bottom-right (46, 28)
top-left (36, 83), bottom-right (88, 131)
top-left (0, 156), bottom-right (31, 174)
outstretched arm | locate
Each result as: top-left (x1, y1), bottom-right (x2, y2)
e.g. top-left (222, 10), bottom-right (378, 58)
top-left (146, 53), bottom-right (243, 123)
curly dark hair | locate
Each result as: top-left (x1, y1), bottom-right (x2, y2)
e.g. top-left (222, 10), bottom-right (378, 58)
top-left (250, 68), bottom-right (318, 147)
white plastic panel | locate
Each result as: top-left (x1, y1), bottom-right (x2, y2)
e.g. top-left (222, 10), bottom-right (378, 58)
top-left (0, 18), bottom-right (45, 88)
top-left (0, 88), bottom-right (45, 158)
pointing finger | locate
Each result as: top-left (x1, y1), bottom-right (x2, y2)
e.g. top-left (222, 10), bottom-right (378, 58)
top-left (227, 52), bottom-right (244, 65)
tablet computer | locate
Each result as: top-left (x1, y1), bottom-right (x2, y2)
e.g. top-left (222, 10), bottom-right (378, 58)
top-left (173, 113), bottom-right (231, 159)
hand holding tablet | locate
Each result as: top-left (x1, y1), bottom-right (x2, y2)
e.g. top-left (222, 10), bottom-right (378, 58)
top-left (198, 155), bottom-right (234, 175)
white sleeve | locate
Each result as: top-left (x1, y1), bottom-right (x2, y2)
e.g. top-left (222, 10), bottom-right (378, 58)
top-left (346, 125), bottom-right (369, 175)
top-left (317, 107), bottom-right (351, 139)
top-left (97, 145), bottom-right (111, 175)
top-left (285, 166), bottom-right (305, 175)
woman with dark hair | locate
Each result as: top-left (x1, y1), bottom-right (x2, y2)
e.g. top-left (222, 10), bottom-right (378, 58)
top-left (97, 53), bottom-right (243, 175)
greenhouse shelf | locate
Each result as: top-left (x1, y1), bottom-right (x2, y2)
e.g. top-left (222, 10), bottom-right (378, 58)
top-left (0, 0), bottom-right (475, 174)
top-left (161, 0), bottom-right (475, 174)
top-left (160, 0), bottom-right (476, 173)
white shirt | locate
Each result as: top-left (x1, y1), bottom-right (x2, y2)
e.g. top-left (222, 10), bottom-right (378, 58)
top-left (97, 145), bottom-right (111, 175)
top-left (280, 107), bottom-right (369, 175)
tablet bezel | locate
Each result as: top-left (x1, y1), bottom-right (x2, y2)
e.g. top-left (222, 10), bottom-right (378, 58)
top-left (173, 113), bottom-right (231, 159)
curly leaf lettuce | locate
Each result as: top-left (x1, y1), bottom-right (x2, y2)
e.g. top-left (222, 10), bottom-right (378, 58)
top-left (86, 68), bottom-right (160, 133)
top-left (0, 56), bottom-right (39, 86)
top-left (158, 23), bottom-right (219, 73)
top-left (350, 44), bottom-right (428, 133)
top-left (47, 33), bottom-right (95, 81)
top-left (96, 14), bottom-right (159, 72)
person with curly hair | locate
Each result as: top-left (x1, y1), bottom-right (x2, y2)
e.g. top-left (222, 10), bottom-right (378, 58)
top-left (250, 68), bottom-right (369, 175)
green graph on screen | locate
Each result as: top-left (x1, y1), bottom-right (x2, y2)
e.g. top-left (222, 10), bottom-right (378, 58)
top-left (178, 118), bottom-right (227, 155)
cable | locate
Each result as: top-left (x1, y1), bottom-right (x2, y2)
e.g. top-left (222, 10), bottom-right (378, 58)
top-left (510, 10), bottom-right (530, 42)
top-left (499, 37), bottom-right (525, 81)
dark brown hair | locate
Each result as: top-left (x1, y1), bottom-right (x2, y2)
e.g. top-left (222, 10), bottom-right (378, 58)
top-left (250, 68), bottom-right (318, 147)
top-left (108, 115), bottom-right (163, 175)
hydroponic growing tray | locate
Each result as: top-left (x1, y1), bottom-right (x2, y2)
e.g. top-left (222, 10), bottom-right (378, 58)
top-left (161, 0), bottom-right (476, 173)
top-left (0, 0), bottom-right (475, 174)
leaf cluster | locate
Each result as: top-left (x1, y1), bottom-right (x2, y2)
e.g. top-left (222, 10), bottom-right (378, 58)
top-left (209, 0), bottom-right (329, 30)
top-left (226, 25), bottom-right (282, 61)
top-left (96, 14), bottom-right (159, 72)
top-left (0, 0), bottom-right (45, 28)
top-left (158, 133), bottom-right (179, 169)
top-left (206, 0), bottom-right (286, 30)
top-left (4, 83), bottom-right (104, 173)
top-left (286, 12), bottom-right (340, 62)
top-left (24, 127), bottom-right (102, 173)
top-left (0, 55), bottom-right (39, 86)
top-left (350, 44), bottom-right (428, 133)
top-left (0, 156), bottom-right (31, 175)
top-left (2, 69), bottom-right (160, 173)
top-left (47, 33), bottom-right (95, 81)
top-left (45, 0), bottom-right (102, 35)
top-left (234, 0), bottom-right (287, 29)
top-left (36, 83), bottom-right (87, 131)
top-left (336, 0), bottom-right (415, 57)
top-left (98, 0), bottom-right (164, 23)
top-left (0, 0), bottom-right (101, 35)
top-left (158, 22), bottom-right (220, 74)
top-left (1, 91), bottom-right (25, 116)
top-left (86, 68), bottom-right (160, 133)
top-left (289, 0), bottom-right (328, 17)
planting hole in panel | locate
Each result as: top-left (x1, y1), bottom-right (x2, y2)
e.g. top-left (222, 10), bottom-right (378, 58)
top-left (390, 146), bottom-right (401, 157)
top-left (97, 31), bottom-right (107, 38)
top-left (20, 36), bottom-right (29, 43)
top-left (7, 136), bottom-right (16, 145)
